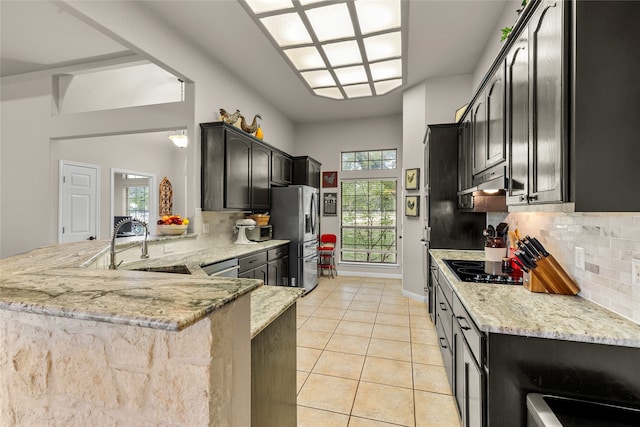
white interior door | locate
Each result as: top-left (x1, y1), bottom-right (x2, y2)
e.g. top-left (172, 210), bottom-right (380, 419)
top-left (60, 161), bottom-right (99, 243)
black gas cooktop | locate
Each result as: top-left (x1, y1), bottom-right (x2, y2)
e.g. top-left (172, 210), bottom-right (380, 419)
top-left (444, 259), bottom-right (523, 285)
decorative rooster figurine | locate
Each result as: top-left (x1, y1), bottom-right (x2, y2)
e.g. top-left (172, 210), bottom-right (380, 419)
top-left (219, 108), bottom-right (241, 125)
top-left (240, 114), bottom-right (262, 134)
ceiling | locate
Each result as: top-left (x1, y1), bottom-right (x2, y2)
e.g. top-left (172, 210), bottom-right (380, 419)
top-left (0, 0), bottom-right (508, 123)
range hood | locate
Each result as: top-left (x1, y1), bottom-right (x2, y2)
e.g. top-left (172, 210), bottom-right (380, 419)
top-left (472, 163), bottom-right (507, 191)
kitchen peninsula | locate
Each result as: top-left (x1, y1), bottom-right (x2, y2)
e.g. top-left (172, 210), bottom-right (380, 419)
top-left (0, 237), bottom-right (303, 426)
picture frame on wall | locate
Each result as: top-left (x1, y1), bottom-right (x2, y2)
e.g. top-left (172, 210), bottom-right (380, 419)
top-left (405, 195), bottom-right (420, 217)
top-left (323, 192), bottom-right (337, 216)
top-left (405, 168), bottom-right (420, 191)
top-left (322, 171), bottom-right (338, 188)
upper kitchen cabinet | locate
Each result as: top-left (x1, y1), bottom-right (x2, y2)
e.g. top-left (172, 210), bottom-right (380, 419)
top-left (506, 28), bottom-right (530, 206)
top-left (201, 122), bottom-right (272, 211)
top-left (471, 64), bottom-right (506, 177)
top-left (271, 150), bottom-right (292, 186)
top-left (472, 0), bottom-right (640, 211)
top-left (457, 115), bottom-right (474, 210)
top-left (251, 141), bottom-right (271, 210)
top-left (292, 156), bottom-right (322, 189)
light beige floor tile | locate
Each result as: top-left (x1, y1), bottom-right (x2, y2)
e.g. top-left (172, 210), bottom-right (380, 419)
top-left (297, 315), bottom-right (309, 329)
top-left (300, 317), bottom-right (340, 333)
top-left (372, 324), bottom-right (411, 342)
top-left (353, 293), bottom-right (383, 303)
top-left (336, 285), bottom-right (361, 293)
top-left (297, 370), bottom-right (309, 393)
top-left (352, 381), bottom-right (415, 426)
top-left (410, 315), bottom-right (434, 330)
top-left (296, 305), bottom-right (318, 316)
top-left (361, 279), bottom-right (386, 287)
top-left (375, 312), bottom-right (410, 327)
top-left (413, 363), bottom-right (452, 394)
top-left (358, 285), bottom-right (384, 294)
top-left (349, 301), bottom-right (380, 312)
top-left (328, 291), bottom-right (357, 301)
top-left (412, 343), bottom-right (444, 366)
top-left (361, 357), bottom-right (413, 388)
top-left (297, 373), bottom-right (359, 414)
top-left (348, 417), bottom-right (400, 427)
top-left (313, 306), bottom-right (347, 320)
top-left (378, 303), bottom-right (410, 315)
top-left (325, 333), bottom-right (370, 356)
top-left (381, 296), bottom-right (409, 306)
top-left (312, 350), bottom-right (366, 380)
top-left (367, 338), bottom-right (412, 362)
top-left (297, 347), bottom-right (322, 372)
top-left (410, 328), bottom-right (438, 345)
top-left (334, 320), bottom-right (375, 338)
top-left (321, 299), bottom-right (353, 310)
top-left (414, 390), bottom-right (461, 427)
top-left (297, 406), bottom-right (350, 427)
top-left (342, 309), bottom-right (377, 324)
top-left (297, 329), bottom-right (332, 349)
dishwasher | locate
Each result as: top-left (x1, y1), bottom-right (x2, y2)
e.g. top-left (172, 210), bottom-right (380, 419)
top-left (201, 258), bottom-right (239, 278)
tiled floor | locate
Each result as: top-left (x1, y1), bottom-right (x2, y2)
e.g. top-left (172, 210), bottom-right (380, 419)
top-left (296, 276), bottom-right (462, 427)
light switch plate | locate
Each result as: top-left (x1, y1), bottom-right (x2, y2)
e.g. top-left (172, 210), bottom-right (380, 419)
top-left (632, 258), bottom-right (640, 286)
top-left (203, 223), bottom-right (210, 234)
top-left (575, 247), bottom-right (586, 270)
top-left (164, 244), bottom-right (174, 254)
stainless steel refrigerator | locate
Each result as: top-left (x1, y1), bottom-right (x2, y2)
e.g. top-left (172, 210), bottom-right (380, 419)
top-left (270, 185), bottom-right (319, 293)
top-left (421, 124), bottom-right (486, 320)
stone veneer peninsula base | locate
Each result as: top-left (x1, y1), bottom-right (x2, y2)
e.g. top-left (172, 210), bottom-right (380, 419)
top-left (0, 295), bottom-right (251, 426)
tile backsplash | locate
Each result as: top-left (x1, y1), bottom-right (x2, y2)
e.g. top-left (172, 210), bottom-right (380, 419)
top-left (194, 209), bottom-right (246, 246)
top-left (488, 212), bottom-right (640, 324)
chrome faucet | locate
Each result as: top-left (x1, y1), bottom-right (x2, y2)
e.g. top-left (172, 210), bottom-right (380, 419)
top-left (109, 218), bottom-right (149, 270)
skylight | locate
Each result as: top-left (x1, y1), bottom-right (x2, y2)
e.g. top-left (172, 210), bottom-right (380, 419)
top-left (242, 0), bottom-right (406, 100)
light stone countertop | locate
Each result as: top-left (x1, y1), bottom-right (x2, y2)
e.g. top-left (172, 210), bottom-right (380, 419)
top-left (0, 237), bottom-right (298, 332)
top-left (430, 249), bottom-right (640, 348)
top-left (250, 286), bottom-right (305, 338)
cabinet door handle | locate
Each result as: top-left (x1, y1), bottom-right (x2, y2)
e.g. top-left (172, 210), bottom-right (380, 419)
top-left (528, 195), bottom-right (538, 201)
top-left (439, 337), bottom-right (448, 349)
top-left (439, 302), bottom-right (448, 311)
top-left (457, 316), bottom-right (471, 330)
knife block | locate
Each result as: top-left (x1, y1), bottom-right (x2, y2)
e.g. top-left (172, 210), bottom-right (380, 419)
top-left (523, 272), bottom-right (547, 293)
top-left (523, 257), bottom-right (580, 295)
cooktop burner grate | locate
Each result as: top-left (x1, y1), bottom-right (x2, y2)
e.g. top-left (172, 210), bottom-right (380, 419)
top-left (443, 259), bottom-right (523, 285)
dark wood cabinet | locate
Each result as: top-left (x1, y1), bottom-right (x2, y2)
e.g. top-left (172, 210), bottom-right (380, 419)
top-left (201, 122), bottom-right (274, 211)
top-left (292, 156), bottom-right (321, 188)
top-left (528, 0), bottom-right (566, 204)
top-left (267, 244), bottom-right (289, 286)
top-left (506, 29), bottom-right (530, 206)
top-left (471, 101), bottom-right (486, 175)
top-left (251, 141), bottom-right (271, 210)
top-left (485, 64), bottom-right (506, 169)
top-left (457, 115), bottom-right (474, 210)
top-left (225, 130), bottom-right (252, 210)
top-left (271, 151), bottom-right (292, 186)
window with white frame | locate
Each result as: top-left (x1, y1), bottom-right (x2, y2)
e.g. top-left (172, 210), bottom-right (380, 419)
top-left (341, 149), bottom-right (397, 171)
top-left (340, 179), bottom-right (397, 264)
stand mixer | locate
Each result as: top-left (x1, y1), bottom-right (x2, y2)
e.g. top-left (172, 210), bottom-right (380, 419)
top-left (234, 219), bottom-right (257, 245)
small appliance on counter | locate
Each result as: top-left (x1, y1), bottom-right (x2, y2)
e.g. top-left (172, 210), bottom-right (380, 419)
top-left (234, 219), bottom-right (257, 245)
top-left (245, 225), bottom-right (272, 242)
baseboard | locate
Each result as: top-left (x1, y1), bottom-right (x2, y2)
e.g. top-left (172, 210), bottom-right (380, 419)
top-left (335, 270), bottom-right (402, 279)
top-left (402, 288), bottom-right (427, 303)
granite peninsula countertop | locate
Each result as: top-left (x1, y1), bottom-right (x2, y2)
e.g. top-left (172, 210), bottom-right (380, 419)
top-left (430, 249), bottom-right (640, 348)
top-left (0, 237), bottom-right (299, 333)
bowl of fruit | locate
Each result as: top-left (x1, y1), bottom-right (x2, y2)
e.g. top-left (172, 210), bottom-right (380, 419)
top-left (156, 215), bottom-right (189, 235)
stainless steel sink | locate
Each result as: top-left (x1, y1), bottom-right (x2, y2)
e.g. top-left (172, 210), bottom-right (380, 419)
top-left (527, 393), bottom-right (640, 427)
top-left (131, 265), bottom-right (191, 275)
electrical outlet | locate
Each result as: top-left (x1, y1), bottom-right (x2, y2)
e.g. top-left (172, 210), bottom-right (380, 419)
top-left (575, 247), bottom-right (586, 270)
top-left (203, 223), bottom-right (210, 234)
top-left (632, 258), bottom-right (640, 286)
top-left (164, 244), bottom-right (174, 254)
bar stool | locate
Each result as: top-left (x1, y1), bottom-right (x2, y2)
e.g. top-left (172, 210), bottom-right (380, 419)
top-left (318, 234), bottom-right (337, 278)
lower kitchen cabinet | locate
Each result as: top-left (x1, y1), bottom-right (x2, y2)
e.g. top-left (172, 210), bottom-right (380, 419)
top-left (251, 304), bottom-right (296, 426)
top-left (239, 244), bottom-right (289, 286)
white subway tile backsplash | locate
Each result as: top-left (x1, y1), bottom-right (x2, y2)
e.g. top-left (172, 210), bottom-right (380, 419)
top-left (502, 211), bottom-right (640, 324)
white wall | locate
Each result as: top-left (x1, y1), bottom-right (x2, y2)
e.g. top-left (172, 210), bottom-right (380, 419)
top-left (294, 115), bottom-right (403, 278)
top-left (1, 1), bottom-right (297, 258)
